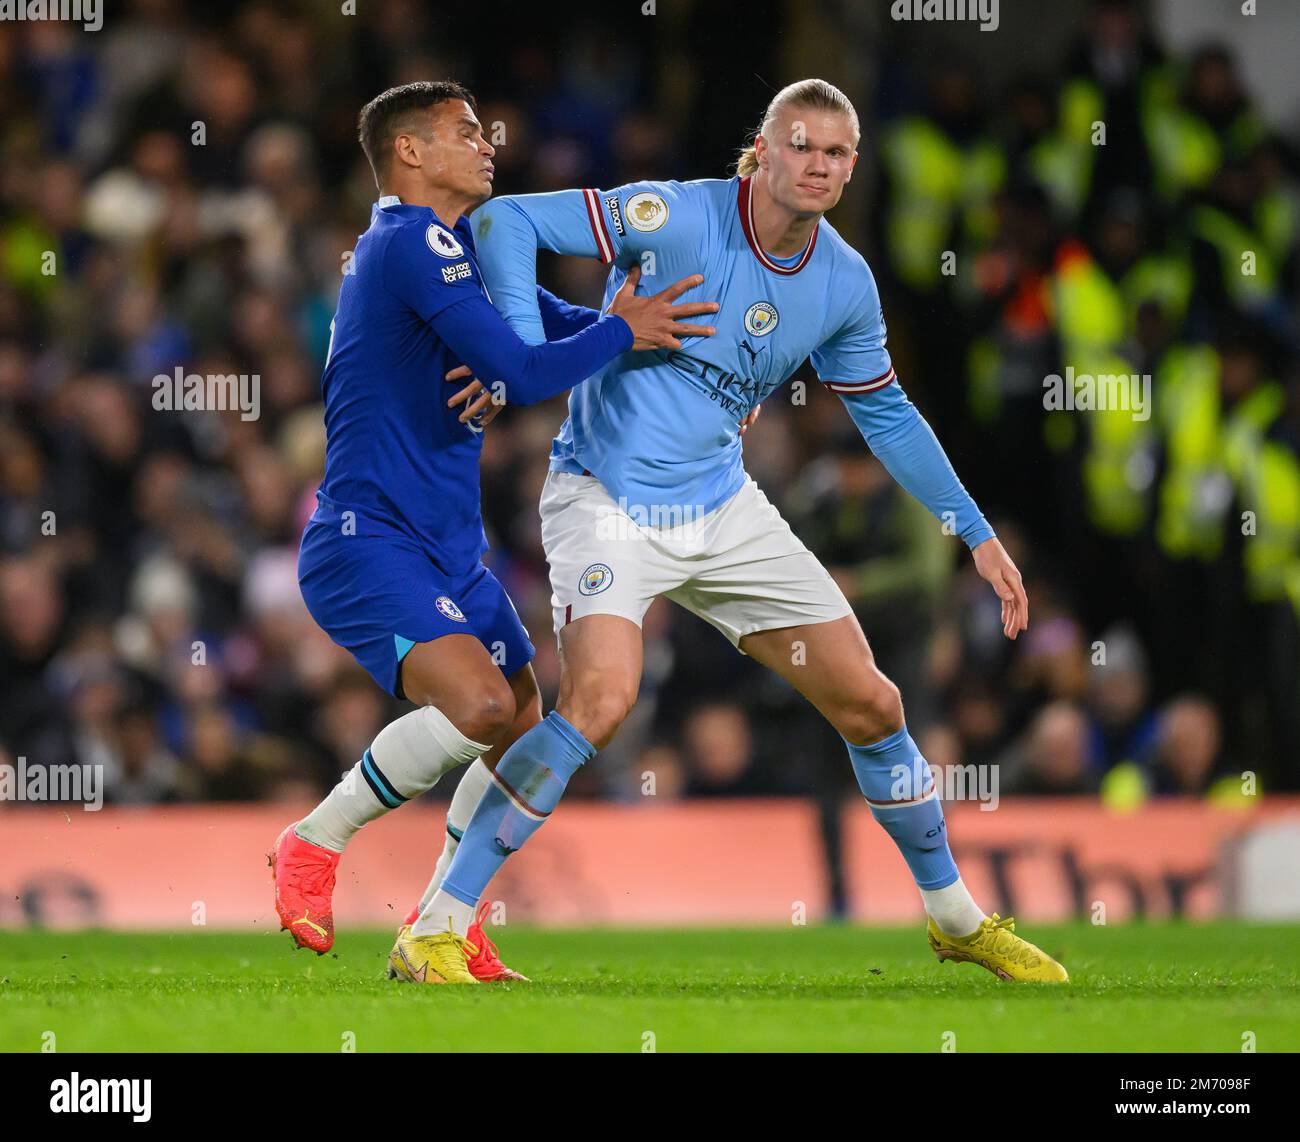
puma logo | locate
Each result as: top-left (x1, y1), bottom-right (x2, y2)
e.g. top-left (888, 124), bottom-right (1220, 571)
top-left (291, 910), bottom-right (327, 939)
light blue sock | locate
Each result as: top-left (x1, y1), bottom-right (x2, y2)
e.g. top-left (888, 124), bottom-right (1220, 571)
top-left (845, 725), bottom-right (959, 891)
top-left (439, 711), bottom-right (595, 907)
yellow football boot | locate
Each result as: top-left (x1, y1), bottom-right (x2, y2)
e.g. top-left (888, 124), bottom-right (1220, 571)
top-left (927, 913), bottom-right (1069, 982)
top-left (386, 923), bottom-right (479, 985)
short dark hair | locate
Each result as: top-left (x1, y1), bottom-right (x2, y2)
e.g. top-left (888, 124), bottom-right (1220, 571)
top-left (357, 80), bottom-right (477, 185)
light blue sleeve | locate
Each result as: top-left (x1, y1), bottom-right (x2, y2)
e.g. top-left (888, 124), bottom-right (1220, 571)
top-left (472, 182), bottom-right (704, 345)
top-left (811, 259), bottom-right (894, 390)
top-left (838, 380), bottom-right (995, 549)
top-left (814, 262), bottom-right (992, 549)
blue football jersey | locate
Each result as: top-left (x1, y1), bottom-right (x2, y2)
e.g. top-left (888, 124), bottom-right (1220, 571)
top-left (316, 196), bottom-right (632, 576)
top-left (473, 177), bottom-right (894, 519)
top-left (317, 198), bottom-right (491, 574)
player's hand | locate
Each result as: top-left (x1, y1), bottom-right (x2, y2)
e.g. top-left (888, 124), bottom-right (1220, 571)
top-left (971, 537), bottom-right (1028, 640)
top-left (609, 265), bottom-right (720, 350)
top-left (739, 404), bottom-right (761, 436)
top-left (445, 365), bottom-right (504, 426)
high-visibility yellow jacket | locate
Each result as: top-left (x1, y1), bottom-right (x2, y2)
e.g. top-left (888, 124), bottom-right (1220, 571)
top-left (1049, 243), bottom-right (1163, 535)
top-left (1156, 344), bottom-right (1284, 562)
top-left (879, 117), bottom-right (1004, 292)
top-left (1191, 204), bottom-right (1280, 310)
top-left (1236, 437), bottom-right (1300, 605)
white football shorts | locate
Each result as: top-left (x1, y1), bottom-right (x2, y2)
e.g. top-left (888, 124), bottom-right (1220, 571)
top-left (538, 470), bottom-right (853, 646)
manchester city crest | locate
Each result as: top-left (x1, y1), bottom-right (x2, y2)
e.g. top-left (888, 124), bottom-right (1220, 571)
top-left (578, 563), bottom-right (614, 595)
top-left (744, 301), bottom-right (779, 336)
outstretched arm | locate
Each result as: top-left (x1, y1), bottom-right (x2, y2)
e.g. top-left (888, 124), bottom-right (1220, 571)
top-left (814, 261), bottom-right (1027, 639)
top-left (446, 266), bottom-right (717, 422)
top-left (837, 380), bottom-right (992, 547)
top-left (384, 216), bottom-right (628, 406)
top-left (836, 381), bottom-right (1028, 639)
top-left (473, 183), bottom-right (701, 344)
top-left (383, 214), bottom-right (713, 409)
top-left (430, 291), bottom-right (630, 407)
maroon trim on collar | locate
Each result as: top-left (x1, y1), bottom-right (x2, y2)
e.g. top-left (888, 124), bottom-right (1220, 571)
top-left (737, 176), bottom-right (818, 275)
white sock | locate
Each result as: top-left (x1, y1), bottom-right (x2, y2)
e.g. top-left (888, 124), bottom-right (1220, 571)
top-left (418, 757), bottom-right (494, 911)
top-left (412, 890), bottom-right (475, 937)
top-left (297, 706), bottom-right (488, 853)
top-left (921, 876), bottom-right (986, 937)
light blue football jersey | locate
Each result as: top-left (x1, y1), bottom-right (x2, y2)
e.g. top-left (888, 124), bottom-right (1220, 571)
top-left (472, 176), bottom-right (895, 519)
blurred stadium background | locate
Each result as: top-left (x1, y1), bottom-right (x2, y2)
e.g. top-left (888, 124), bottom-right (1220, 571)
top-left (1, 0), bottom-right (1299, 931)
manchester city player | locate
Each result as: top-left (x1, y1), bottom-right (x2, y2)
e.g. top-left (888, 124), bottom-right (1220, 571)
top-left (270, 81), bottom-right (720, 985)
top-left (426, 79), bottom-right (1068, 982)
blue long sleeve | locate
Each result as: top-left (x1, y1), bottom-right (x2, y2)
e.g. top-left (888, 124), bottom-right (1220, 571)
top-left (536, 285), bottom-right (599, 340)
top-left (838, 381), bottom-right (995, 549)
top-left (429, 293), bottom-right (630, 407)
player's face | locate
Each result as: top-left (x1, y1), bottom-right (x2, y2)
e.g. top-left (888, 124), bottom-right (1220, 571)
top-left (757, 108), bottom-right (858, 216)
top-left (421, 100), bottom-right (496, 205)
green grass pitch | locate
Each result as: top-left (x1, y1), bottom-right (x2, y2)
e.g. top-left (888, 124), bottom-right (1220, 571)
top-left (2, 923), bottom-right (1297, 1052)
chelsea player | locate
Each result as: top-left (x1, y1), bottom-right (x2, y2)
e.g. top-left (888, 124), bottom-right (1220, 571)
top-left (428, 79), bottom-right (1068, 982)
top-left (270, 81), bottom-right (720, 984)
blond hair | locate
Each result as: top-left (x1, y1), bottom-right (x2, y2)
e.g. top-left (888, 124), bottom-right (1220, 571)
top-left (735, 78), bottom-right (860, 177)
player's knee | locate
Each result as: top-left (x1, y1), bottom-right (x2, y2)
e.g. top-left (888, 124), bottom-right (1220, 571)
top-left (837, 674), bottom-right (904, 745)
top-left (559, 680), bottom-right (636, 750)
top-left (452, 688), bottom-right (517, 746)
top-left (407, 676), bottom-right (515, 747)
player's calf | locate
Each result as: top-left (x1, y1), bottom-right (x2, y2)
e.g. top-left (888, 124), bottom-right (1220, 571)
top-left (416, 710), bottom-right (597, 937)
top-left (408, 665), bottom-right (543, 909)
top-left (843, 718), bottom-right (990, 940)
top-left (554, 616), bottom-right (641, 748)
top-left (841, 704), bottom-right (1068, 979)
top-left (295, 704), bottom-right (491, 854)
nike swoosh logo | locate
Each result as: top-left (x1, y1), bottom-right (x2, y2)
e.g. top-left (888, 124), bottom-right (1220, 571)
top-left (396, 943), bottom-right (428, 982)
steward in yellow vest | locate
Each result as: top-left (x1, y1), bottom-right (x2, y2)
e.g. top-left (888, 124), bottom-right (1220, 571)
top-left (878, 71), bottom-right (1005, 295)
top-left (1156, 339), bottom-right (1283, 564)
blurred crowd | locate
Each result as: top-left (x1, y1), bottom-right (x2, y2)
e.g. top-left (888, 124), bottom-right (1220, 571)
top-left (0, 0), bottom-right (1296, 827)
